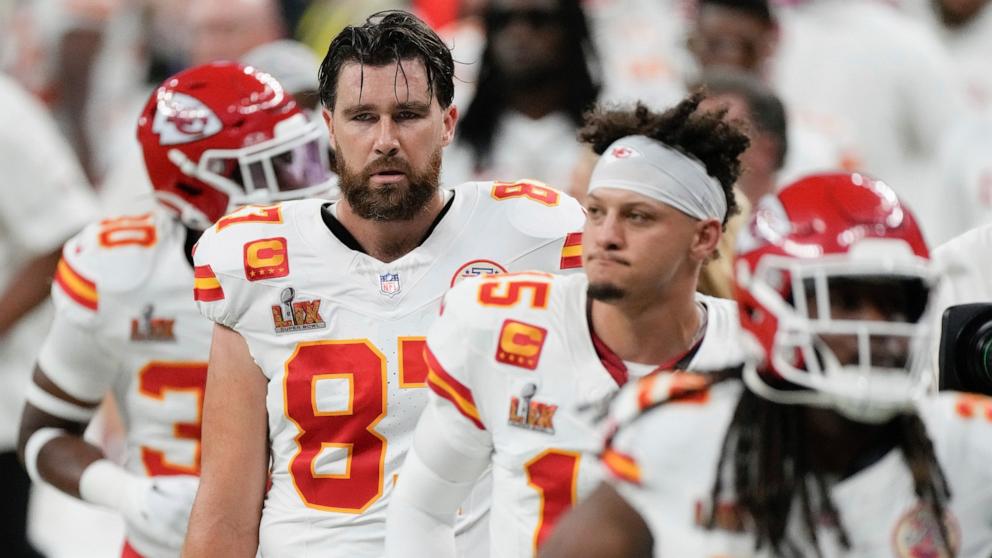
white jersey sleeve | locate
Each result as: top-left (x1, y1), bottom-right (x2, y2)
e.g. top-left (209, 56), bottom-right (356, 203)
top-left (423, 276), bottom-right (499, 446)
top-left (37, 222), bottom-right (119, 402)
top-left (386, 276), bottom-right (503, 556)
top-left (383, 275), bottom-right (502, 556)
top-left (191, 205), bottom-right (283, 328)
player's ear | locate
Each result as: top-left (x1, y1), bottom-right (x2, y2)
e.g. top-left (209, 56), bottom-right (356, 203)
top-left (440, 104), bottom-right (458, 148)
top-left (690, 218), bottom-right (722, 262)
top-left (323, 108), bottom-right (336, 146)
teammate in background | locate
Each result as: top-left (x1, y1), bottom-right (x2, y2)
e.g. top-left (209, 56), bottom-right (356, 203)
top-left (0, 71), bottom-right (100, 558)
top-left (183, 11), bottom-right (585, 557)
top-left (384, 94), bottom-right (749, 558)
top-left (16, 62), bottom-right (334, 558)
top-left (686, 0), bottom-right (778, 78)
top-left (696, 69), bottom-right (787, 207)
top-left (441, 0), bottom-right (601, 195)
top-left (544, 173), bottom-right (992, 557)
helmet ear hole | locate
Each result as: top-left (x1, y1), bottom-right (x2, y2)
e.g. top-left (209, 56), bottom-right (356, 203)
top-left (747, 305), bottom-right (764, 324)
top-left (176, 182), bottom-right (203, 197)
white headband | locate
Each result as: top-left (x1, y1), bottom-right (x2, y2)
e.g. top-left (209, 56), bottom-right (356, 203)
top-left (587, 135), bottom-right (727, 221)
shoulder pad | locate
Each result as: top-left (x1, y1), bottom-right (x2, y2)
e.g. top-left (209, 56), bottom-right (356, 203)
top-left (475, 180), bottom-right (585, 241)
top-left (53, 212), bottom-right (171, 316)
top-left (442, 270), bottom-right (557, 322)
top-left (196, 201), bottom-right (320, 284)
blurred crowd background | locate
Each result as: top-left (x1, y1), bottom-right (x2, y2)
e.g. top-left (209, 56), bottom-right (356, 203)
top-left (2, 0), bottom-right (992, 555)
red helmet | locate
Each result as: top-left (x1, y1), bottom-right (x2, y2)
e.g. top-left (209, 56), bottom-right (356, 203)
top-left (137, 62), bottom-right (334, 229)
top-left (733, 173), bottom-right (936, 422)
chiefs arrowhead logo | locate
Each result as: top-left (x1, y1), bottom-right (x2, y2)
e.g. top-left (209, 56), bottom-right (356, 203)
top-left (152, 92), bottom-right (223, 145)
top-left (611, 146), bottom-right (636, 159)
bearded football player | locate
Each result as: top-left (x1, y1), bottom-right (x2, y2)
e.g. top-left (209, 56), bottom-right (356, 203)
top-left (182, 10), bottom-right (586, 557)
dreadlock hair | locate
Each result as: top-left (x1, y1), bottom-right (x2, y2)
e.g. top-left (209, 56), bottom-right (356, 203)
top-left (457, 0), bottom-right (600, 171)
top-left (317, 10), bottom-right (455, 111)
top-left (578, 93), bottom-right (747, 227)
top-left (709, 386), bottom-right (953, 557)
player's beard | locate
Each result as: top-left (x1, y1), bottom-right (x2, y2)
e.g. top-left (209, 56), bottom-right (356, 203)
top-left (335, 147), bottom-right (442, 221)
top-left (587, 282), bottom-right (626, 301)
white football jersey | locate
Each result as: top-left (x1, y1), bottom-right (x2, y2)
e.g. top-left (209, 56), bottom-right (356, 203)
top-left (192, 181), bottom-right (585, 557)
top-left (604, 379), bottom-right (992, 557)
top-left (37, 210), bottom-right (209, 558)
top-left (422, 271), bottom-right (742, 557)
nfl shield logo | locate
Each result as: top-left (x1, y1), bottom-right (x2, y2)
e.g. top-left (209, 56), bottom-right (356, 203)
top-left (379, 273), bottom-right (401, 297)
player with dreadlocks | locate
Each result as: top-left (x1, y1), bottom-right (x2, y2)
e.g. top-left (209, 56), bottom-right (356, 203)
top-left (543, 173), bottom-right (992, 557)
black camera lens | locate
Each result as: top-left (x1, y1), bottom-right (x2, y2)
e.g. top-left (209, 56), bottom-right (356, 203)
top-left (966, 321), bottom-right (992, 386)
top-left (940, 303), bottom-right (992, 395)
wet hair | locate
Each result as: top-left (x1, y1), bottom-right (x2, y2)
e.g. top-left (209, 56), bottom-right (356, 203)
top-left (694, 69), bottom-right (788, 170)
top-left (579, 93), bottom-right (747, 226)
top-left (699, 0), bottom-right (775, 25)
top-left (457, 0), bottom-right (600, 171)
top-left (708, 386), bottom-right (953, 557)
top-left (317, 10), bottom-right (455, 110)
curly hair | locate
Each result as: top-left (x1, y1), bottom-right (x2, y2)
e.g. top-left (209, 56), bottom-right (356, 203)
top-left (579, 93), bottom-right (747, 225)
top-left (318, 10), bottom-right (455, 111)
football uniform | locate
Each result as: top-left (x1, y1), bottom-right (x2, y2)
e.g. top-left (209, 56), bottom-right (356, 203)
top-left (37, 210), bottom-right (209, 558)
top-left (418, 271), bottom-right (743, 557)
top-left (604, 379), bottom-right (992, 557)
top-left (191, 181), bottom-right (585, 557)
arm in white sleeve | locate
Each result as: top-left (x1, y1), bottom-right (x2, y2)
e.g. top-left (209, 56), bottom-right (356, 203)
top-left (386, 401), bottom-right (493, 558)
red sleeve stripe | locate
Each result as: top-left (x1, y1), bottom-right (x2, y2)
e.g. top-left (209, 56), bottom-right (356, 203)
top-left (636, 374), bottom-right (660, 410)
top-left (424, 346), bottom-right (485, 430)
top-left (192, 265), bottom-right (225, 302)
top-left (194, 264), bottom-right (217, 279)
top-left (559, 232), bottom-right (583, 269)
top-left (602, 447), bottom-right (641, 485)
top-left (53, 258), bottom-right (97, 311)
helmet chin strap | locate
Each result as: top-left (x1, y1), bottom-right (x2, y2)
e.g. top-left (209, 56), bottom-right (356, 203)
top-left (154, 191), bottom-right (213, 230)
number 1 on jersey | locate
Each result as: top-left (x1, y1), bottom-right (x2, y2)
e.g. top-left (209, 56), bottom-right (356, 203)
top-left (525, 449), bottom-right (581, 550)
